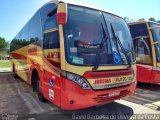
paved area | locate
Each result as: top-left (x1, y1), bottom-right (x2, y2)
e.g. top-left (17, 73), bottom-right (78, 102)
top-left (124, 83), bottom-right (160, 111)
top-left (0, 73), bottom-right (160, 120)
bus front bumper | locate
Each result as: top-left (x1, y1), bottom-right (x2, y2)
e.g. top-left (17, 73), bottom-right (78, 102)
top-left (60, 81), bottom-right (136, 110)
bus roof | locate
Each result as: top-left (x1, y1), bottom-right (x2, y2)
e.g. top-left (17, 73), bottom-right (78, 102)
top-left (128, 21), bottom-right (160, 25)
top-left (43, 0), bottom-right (123, 19)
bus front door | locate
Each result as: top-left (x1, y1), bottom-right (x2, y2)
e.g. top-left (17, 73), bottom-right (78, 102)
top-left (133, 37), bottom-right (153, 83)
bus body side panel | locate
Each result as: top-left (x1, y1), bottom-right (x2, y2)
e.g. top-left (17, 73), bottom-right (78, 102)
top-left (136, 64), bottom-right (152, 83)
top-left (150, 70), bottom-right (160, 84)
top-left (39, 2), bottom-right (61, 107)
top-left (10, 8), bottom-right (43, 83)
top-left (11, 46), bottom-right (30, 82)
top-left (27, 45), bottom-right (61, 107)
top-left (42, 49), bottom-right (61, 107)
top-left (42, 70), bottom-right (61, 107)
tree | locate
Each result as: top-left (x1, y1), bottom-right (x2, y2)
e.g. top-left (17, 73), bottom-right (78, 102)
top-left (149, 17), bottom-right (156, 22)
top-left (157, 20), bottom-right (160, 23)
top-left (124, 17), bottom-right (135, 22)
top-left (0, 37), bottom-right (8, 51)
top-left (0, 37), bottom-right (9, 60)
top-left (124, 17), bottom-right (130, 22)
top-left (138, 18), bottom-right (145, 21)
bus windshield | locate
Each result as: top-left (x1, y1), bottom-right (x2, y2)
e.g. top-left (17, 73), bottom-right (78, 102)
top-left (64, 5), bottom-right (134, 66)
top-left (149, 22), bottom-right (160, 62)
top-left (149, 22), bottom-right (160, 42)
top-left (129, 23), bottom-right (149, 38)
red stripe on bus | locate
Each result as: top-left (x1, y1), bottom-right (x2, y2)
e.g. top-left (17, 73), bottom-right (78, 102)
top-left (11, 53), bottom-right (27, 60)
top-left (48, 60), bottom-right (61, 68)
top-left (83, 69), bottom-right (134, 79)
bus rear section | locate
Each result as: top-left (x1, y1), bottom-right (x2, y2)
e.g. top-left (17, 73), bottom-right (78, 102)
top-left (129, 21), bottom-right (160, 85)
top-left (10, 1), bottom-right (136, 110)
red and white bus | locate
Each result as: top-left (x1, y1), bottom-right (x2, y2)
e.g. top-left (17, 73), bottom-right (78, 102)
top-left (129, 21), bottom-right (160, 85)
top-left (10, 0), bottom-right (136, 110)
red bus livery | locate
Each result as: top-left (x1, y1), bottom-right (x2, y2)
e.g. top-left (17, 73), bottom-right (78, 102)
top-left (129, 21), bottom-right (160, 85)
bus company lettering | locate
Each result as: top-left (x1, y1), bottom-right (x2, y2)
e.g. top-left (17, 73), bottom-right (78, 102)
top-left (113, 76), bottom-right (132, 83)
top-left (47, 52), bottom-right (60, 59)
top-left (93, 78), bottom-right (111, 85)
top-left (28, 47), bottom-right (37, 55)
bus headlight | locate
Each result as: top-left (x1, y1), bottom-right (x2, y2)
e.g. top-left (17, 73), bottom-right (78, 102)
top-left (62, 71), bottom-right (91, 90)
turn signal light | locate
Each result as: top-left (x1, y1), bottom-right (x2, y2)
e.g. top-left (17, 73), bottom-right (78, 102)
top-left (57, 12), bottom-right (67, 24)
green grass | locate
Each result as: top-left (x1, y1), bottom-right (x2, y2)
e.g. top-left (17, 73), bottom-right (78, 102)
top-left (0, 60), bottom-right (11, 68)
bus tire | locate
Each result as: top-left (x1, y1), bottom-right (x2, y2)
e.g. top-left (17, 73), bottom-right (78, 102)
top-left (13, 64), bottom-right (18, 78)
top-left (32, 71), bottom-right (47, 102)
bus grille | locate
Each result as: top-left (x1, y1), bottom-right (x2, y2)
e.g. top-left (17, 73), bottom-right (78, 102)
top-left (93, 90), bottom-right (129, 103)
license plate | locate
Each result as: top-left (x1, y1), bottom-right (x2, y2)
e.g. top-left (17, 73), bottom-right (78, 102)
top-left (108, 91), bottom-right (120, 97)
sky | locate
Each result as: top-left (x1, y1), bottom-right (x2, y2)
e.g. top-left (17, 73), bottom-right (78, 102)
top-left (0, 0), bottom-right (159, 41)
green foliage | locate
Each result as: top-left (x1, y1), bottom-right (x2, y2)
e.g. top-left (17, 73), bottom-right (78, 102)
top-left (149, 17), bottom-right (156, 22)
top-left (0, 37), bottom-right (8, 51)
top-left (10, 37), bottom-right (38, 52)
top-left (138, 18), bottom-right (145, 21)
top-left (136, 17), bottom-right (160, 23)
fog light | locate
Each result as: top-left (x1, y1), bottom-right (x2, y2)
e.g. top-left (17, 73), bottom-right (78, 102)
top-left (70, 100), bottom-right (74, 104)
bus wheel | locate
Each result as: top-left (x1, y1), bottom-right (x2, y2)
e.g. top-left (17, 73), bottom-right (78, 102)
top-left (13, 64), bottom-right (18, 78)
top-left (33, 72), bottom-right (47, 102)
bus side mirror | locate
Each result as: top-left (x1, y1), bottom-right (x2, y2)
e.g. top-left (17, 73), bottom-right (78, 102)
top-left (57, 2), bottom-right (67, 25)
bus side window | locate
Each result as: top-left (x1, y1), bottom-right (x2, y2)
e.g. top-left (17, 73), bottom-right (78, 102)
top-left (43, 31), bottom-right (59, 49)
top-left (135, 37), bottom-right (152, 65)
top-left (155, 44), bottom-right (160, 62)
top-left (133, 39), bottom-right (138, 57)
top-left (43, 14), bottom-right (60, 49)
top-left (43, 13), bottom-right (60, 68)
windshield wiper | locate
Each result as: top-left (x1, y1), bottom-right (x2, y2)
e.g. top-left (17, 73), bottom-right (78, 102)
top-left (92, 23), bottom-right (108, 71)
top-left (110, 23), bottom-right (131, 68)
